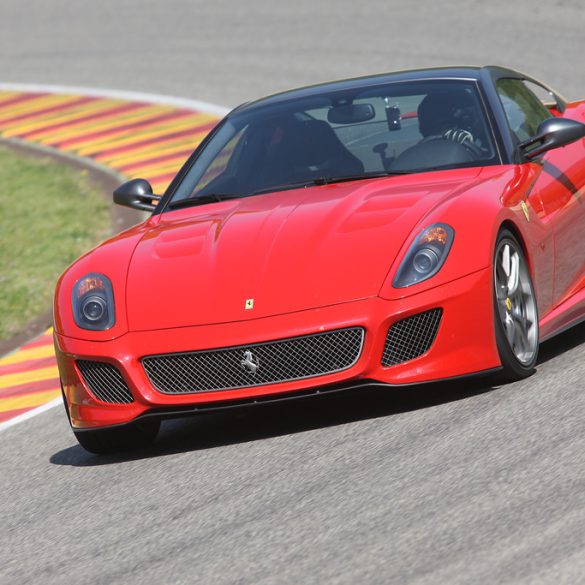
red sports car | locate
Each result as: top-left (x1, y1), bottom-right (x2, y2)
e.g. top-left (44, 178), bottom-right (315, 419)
top-left (54, 66), bottom-right (585, 453)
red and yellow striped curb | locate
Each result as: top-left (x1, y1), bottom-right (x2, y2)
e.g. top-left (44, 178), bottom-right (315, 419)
top-left (0, 88), bottom-right (223, 427)
top-left (0, 330), bottom-right (57, 424)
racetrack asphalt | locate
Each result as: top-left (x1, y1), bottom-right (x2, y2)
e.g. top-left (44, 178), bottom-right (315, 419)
top-left (1, 1), bottom-right (585, 583)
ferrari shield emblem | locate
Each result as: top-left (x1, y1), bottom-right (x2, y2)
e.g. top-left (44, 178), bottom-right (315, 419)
top-left (520, 200), bottom-right (530, 222)
top-left (245, 298), bottom-right (254, 310)
top-left (240, 350), bottom-right (260, 374)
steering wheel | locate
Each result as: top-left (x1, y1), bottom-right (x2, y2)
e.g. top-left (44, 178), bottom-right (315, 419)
top-left (442, 129), bottom-right (483, 159)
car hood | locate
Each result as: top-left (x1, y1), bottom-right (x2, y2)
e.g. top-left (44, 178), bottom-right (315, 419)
top-left (126, 169), bottom-right (482, 330)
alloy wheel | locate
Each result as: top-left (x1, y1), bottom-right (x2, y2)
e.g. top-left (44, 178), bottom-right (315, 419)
top-left (494, 238), bottom-right (538, 365)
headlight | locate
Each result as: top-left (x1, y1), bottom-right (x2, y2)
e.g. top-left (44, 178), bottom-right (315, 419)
top-left (393, 223), bottom-right (454, 288)
top-left (72, 273), bottom-right (115, 330)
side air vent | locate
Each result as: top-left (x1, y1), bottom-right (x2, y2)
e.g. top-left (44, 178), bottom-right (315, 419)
top-left (76, 360), bottom-right (134, 404)
top-left (382, 308), bottom-right (443, 367)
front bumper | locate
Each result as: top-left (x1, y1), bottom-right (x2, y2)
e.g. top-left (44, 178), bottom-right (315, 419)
top-left (55, 267), bottom-right (499, 429)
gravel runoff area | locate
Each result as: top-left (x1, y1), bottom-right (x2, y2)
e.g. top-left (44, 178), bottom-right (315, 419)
top-left (1, 1), bottom-right (585, 584)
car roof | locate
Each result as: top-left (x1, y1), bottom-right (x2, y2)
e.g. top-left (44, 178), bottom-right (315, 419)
top-left (235, 66), bottom-right (523, 114)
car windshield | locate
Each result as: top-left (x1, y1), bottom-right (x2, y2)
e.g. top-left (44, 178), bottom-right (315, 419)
top-left (168, 79), bottom-right (498, 208)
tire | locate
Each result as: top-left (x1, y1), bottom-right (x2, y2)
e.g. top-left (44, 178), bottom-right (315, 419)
top-left (73, 419), bottom-right (160, 455)
top-left (493, 229), bottom-right (539, 382)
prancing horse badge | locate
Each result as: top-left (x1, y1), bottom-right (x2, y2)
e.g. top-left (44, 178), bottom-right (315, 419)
top-left (241, 350), bottom-right (260, 375)
top-left (245, 298), bottom-right (254, 310)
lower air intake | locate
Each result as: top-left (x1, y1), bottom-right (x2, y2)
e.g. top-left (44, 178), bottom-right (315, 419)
top-left (142, 327), bottom-right (364, 394)
top-left (382, 308), bottom-right (443, 367)
top-left (76, 360), bottom-right (134, 404)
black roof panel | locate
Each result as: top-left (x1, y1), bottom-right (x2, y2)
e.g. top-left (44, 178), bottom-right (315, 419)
top-left (235, 66), bottom-right (523, 114)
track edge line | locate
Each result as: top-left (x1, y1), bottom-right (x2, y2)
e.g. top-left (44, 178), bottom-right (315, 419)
top-left (0, 81), bottom-right (230, 117)
top-left (0, 397), bottom-right (62, 433)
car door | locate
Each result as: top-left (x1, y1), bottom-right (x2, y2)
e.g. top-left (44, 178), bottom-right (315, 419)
top-left (496, 78), bottom-right (585, 307)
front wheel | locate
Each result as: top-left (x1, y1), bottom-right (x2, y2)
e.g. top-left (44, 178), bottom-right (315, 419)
top-left (493, 229), bottom-right (539, 382)
top-left (73, 419), bottom-right (160, 455)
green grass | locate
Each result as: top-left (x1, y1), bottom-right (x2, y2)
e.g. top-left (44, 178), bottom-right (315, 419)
top-left (0, 145), bottom-right (111, 340)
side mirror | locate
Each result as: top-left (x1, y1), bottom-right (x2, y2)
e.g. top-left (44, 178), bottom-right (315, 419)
top-left (519, 118), bottom-right (585, 160)
top-left (113, 179), bottom-right (162, 212)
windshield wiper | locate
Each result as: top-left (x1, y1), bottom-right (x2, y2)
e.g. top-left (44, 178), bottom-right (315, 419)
top-left (250, 179), bottom-right (340, 197)
top-left (249, 172), bottom-right (409, 197)
top-left (168, 193), bottom-right (241, 209)
top-left (310, 170), bottom-right (411, 185)
top-left (169, 172), bottom-right (410, 209)
top-left (169, 183), bottom-right (314, 209)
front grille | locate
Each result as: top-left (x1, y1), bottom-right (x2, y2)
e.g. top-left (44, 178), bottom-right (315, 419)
top-left (142, 327), bottom-right (364, 394)
top-left (381, 309), bottom-right (443, 367)
top-left (76, 360), bottom-right (134, 404)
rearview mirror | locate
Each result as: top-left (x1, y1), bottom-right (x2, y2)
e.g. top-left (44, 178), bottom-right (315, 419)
top-left (113, 179), bottom-right (162, 212)
top-left (327, 103), bottom-right (375, 125)
top-left (519, 118), bottom-right (585, 160)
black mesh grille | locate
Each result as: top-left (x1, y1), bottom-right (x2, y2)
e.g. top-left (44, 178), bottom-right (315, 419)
top-left (382, 309), bottom-right (443, 366)
top-left (142, 327), bottom-right (364, 394)
top-left (76, 360), bottom-right (134, 404)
